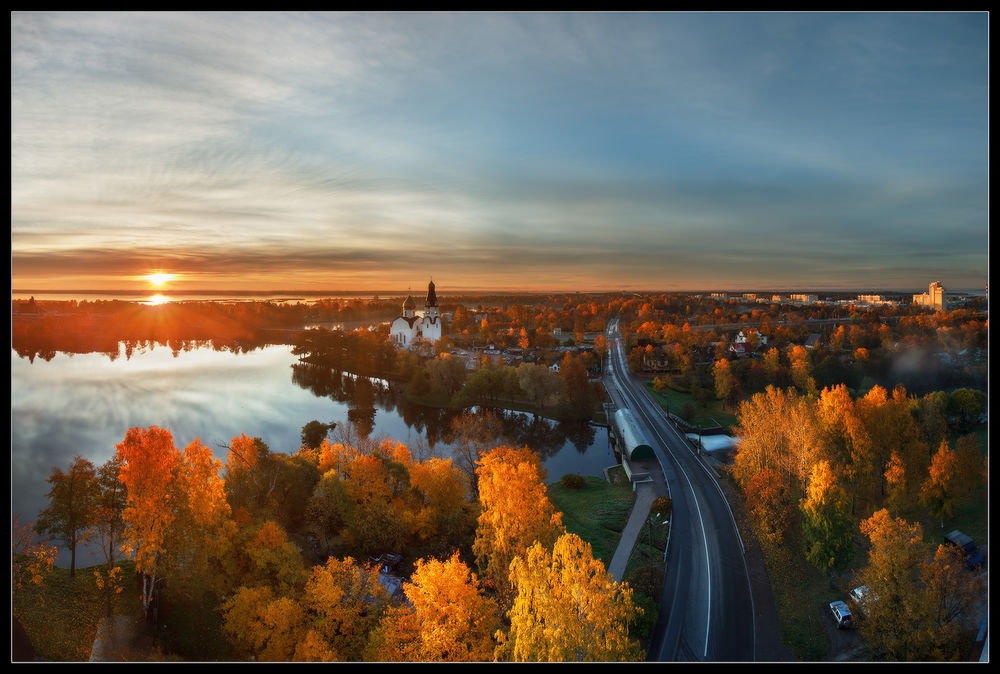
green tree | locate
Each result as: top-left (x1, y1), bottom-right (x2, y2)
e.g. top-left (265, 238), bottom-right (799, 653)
top-left (425, 353), bottom-right (467, 400)
top-left (34, 455), bottom-right (98, 577)
top-left (800, 461), bottom-right (854, 583)
top-left (301, 420), bottom-right (336, 450)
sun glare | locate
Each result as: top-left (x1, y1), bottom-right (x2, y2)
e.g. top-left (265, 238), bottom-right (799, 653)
top-left (147, 273), bottom-right (175, 287)
top-left (147, 294), bottom-right (172, 306)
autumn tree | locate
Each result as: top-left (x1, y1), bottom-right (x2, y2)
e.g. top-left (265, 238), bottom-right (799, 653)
top-left (496, 533), bottom-right (643, 662)
top-left (425, 353), bottom-right (467, 400)
top-left (223, 434), bottom-right (319, 534)
top-left (473, 446), bottom-right (564, 603)
top-left (223, 433), bottom-right (279, 515)
top-left (788, 345), bottom-right (816, 395)
top-left (732, 386), bottom-right (826, 495)
top-left (222, 585), bottom-right (307, 661)
top-left (763, 347), bottom-right (783, 385)
top-left (883, 452), bottom-right (909, 516)
top-left (304, 471), bottom-right (352, 558)
top-left (115, 425), bottom-right (183, 618)
top-left (304, 556), bottom-right (390, 661)
top-left (92, 455), bottom-right (128, 619)
top-left (855, 509), bottom-right (983, 660)
top-left (408, 457), bottom-right (476, 557)
top-left (368, 552), bottom-right (501, 661)
top-left (34, 455), bottom-right (98, 577)
top-left (800, 461), bottom-right (854, 583)
top-left (921, 438), bottom-right (979, 529)
top-left (712, 357), bottom-right (739, 409)
top-left (167, 438), bottom-right (234, 603)
top-left (744, 468), bottom-right (795, 545)
top-left (954, 434), bottom-right (985, 495)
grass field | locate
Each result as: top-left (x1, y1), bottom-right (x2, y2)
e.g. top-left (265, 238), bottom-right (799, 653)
top-left (548, 470), bottom-right (635, 566)
top-left (15, 559), bottom-right (141, 662)
top-left (642, 382), bottom-right (739, 428)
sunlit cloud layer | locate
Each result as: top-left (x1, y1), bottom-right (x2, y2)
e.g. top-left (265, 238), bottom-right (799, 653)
top-left (11, 11), bottom-right (989, 292)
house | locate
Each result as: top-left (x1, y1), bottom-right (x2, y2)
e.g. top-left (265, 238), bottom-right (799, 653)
top-left (804, 334), bottom-right (821, 349)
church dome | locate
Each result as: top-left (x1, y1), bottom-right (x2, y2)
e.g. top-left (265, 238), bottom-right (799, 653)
top-left (403, 295), bottom-right (416, 310)
top-left (425, 280), bottom-right (437, 307)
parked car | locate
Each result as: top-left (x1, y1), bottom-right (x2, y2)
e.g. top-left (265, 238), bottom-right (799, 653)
top-left (849, 585), bottom-right (878, 617)
top-left (944, 530), bottom-right (984, 570)
top-left (829, 600), bottom-right (852, 629)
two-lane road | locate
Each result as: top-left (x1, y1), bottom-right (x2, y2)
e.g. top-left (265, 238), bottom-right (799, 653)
top-left (604, 318), bottom-right (756, 661)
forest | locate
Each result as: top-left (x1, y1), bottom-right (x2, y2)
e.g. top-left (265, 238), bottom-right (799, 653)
top-left (14, 422), bottom-right (644, 662)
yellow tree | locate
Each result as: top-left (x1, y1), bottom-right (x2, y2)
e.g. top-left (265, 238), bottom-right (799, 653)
top-left (497, 533), bottom-right (643, 662)
top-left (222, 586), bottom-right (307, 661)
top-left (115, 425), bottom-right (183, 618)
top-left (168, 438), bottom-right (235, 600)
top-left (303, 556), bottom-right (390, 661)
top-left (408, 456), bottom-right (474, 547)
top-left (473, 446), bottom-right (564, 603)
top-left (854, 509), bottom-right (928, 659)
top-left (712, 357), bottom-right (738, 409)
top-left (368, 552), bottom-right (501, 662)
top-left (733, 386), bottom-right (826, 494)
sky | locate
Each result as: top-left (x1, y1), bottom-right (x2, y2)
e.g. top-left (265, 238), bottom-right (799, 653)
top-left (10, 11), bottom-right (989, 293)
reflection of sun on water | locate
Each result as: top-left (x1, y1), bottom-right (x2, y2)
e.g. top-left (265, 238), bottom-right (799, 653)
top-left (146, 294), bottom-right (171, 306)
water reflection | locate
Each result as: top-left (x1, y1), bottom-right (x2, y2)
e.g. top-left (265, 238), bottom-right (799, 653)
top-left (290, 362), bottom-right (599, 460)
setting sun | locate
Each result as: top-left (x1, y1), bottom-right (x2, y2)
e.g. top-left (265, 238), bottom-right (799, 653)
top-left (146, 273), bottom-right (175, 287)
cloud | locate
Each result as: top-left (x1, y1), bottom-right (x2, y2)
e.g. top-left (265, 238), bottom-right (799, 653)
top-left (10, 12), bottom-right (989, 292)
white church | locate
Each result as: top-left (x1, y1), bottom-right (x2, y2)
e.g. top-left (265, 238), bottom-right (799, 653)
top-left (390, 280), bottom-right (443, 348)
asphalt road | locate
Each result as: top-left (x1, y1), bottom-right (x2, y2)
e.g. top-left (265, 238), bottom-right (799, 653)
top-left (604, 318), bottom-right (756, 661)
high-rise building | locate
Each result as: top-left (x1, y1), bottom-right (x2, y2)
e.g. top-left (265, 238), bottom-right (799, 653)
top-left (912, 281), bottom-right (947, 309)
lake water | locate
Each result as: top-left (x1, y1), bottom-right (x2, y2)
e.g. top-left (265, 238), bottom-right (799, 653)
top-left (11, 342), bottom-right (615, 568)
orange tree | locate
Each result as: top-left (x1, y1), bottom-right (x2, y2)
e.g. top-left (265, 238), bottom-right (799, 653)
top-left (115, 425), bottom-right (183, 618)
